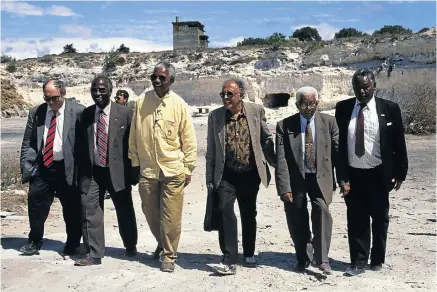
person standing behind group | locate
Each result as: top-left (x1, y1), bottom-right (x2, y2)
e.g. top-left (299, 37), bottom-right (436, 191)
top-left (205, 78), bottom-right (276, 275)
top-left (275, 86), bottom-right (341, 275)
top-left (19, 79), bottom-right (84, 256)
top-left (335, 69), bottom-right (408, 276)
top-left (129, 61), bottom-right (197, 273)
top-left (74, 76), bottom-right (138, 266)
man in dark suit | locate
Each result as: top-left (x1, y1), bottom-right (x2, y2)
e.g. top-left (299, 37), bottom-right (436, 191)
top-left (275, 86), bottom-right (340, 275)
top-left (74, 76), bottom-right (138, 266)
top-left (335, 69), bottom-right (408, 276)
top-left (19, 79), bottom-right (84, 256)
top-left (205, 78), bottom-right (276, 275)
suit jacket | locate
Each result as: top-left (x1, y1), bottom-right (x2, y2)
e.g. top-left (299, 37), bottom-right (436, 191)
top-left (76, 101), bottom-right (133, 194)
top-left (205, 102), bottom-right (276, 189)
top-left (20, 98), bottom-right (85, 185)
top-left (335, 96), bottom-right (408, 191)
top-left (275, 112), bottom-right (340, 205)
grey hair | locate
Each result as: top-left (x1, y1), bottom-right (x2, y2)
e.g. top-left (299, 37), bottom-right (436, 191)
top-left (222, 78), bottom-right (247, 99)
top-left (154, 61), bottom-right (176, 82)
top-left (295, 86), bottom-right (319, 102)
top-left (43, 79), bottom-right (66, 96)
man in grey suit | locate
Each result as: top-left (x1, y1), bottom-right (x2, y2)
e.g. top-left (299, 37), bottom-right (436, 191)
top-left (19, 80), bottom-right (84, 256)
top-left (74, 76), bottom-right (138, 266)
top-left (275, 86), bottom-right (340, 275)
top-left (206, 78), bottom-right (276, 275)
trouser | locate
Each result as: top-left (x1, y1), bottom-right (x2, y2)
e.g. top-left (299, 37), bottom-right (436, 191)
top-left (139, 171), bottom-right (185, 264)
top-left (81, 166), bottom-right (138, 258)
top-left (345, 165), bottom-right (390, 267)
top-left (27, 160), bottom-right (82, 250)
top-left (217, 168), bottom-right (261, 265)
top-left (284, 173), bottom-right (332, 264)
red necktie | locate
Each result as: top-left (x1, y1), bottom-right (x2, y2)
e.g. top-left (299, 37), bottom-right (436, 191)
top-left (355, 103), bottom-right (366, 157)
top-left (97, 110), bottom-right (108, 166)
top-left (43, 110), bottom-right (57, 167)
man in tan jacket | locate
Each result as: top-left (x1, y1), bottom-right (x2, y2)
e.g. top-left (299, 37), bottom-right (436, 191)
top-left (129, 61), bottom-right (197, 273)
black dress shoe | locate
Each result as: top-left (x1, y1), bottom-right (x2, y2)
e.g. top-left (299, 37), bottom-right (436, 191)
top-left (19, 242), bottom-right (41, 255)
top-left (61, 244), bottom-right (81, 257)
top-left (370, 264), bottom-right (383, 271)
top-left (74, 255), bottom-right (101, 266)
top-left (125, 246), bottom-right (137, 257)
top-left (344, 266), bottom-right (365, 277)
top-left (293, 261), bottom-right (310, 272)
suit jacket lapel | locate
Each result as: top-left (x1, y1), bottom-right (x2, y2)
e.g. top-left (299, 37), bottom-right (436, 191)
top-left (215, 107), bottom-right (226, 158)
top-left (375, 97), bottom-right (386, 158)
top-left (315, 112), bottom-right (324, 173)
top-left (88, 105), bottom-right (96, 162)
top-left (108, 102), bottom-right (119, 150)
top-left (36, 103), bottom-right (48, 153)
top-left (289, 114), bottom-right (304, 177)
top-left (244, 103), bottom-right (257, 146)
top-left (63, 99), bottom-right (73, 150)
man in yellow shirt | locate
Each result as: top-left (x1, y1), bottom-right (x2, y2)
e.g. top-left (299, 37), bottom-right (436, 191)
top-left (129, 61), bottom-right (197, 273)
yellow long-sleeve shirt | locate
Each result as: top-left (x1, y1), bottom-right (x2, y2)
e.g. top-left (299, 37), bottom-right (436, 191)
top-left (128, 90), bottom-right (197, 179)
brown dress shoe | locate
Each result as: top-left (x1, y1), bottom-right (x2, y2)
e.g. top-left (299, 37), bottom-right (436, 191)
top-left (74, 255), bottom-right (101, 266)
top-left (319, 263), bottom-right (332, 275)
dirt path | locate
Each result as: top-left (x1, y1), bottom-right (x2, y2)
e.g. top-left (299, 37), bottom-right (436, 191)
top-left (1, 131), bottom-right (435, 292)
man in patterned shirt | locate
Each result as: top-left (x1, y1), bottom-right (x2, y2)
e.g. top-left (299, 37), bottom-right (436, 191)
top-left (206, 78), bottom-right (276, 275)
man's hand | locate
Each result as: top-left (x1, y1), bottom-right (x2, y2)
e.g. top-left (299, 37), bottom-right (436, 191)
top-left (131, 166), bottom-right (140, 185)
top-left (340, 183), bottom-right (351, 198)
top-left (282, 192), bottom-right (293, 203)
top-left (184, 175), bottom-right (192, 186)
top-left (392, 178), bottom-right (403, 191)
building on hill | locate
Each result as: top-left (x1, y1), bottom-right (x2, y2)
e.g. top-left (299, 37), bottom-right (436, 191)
top-left (172, 16), bottom-right (209, 50)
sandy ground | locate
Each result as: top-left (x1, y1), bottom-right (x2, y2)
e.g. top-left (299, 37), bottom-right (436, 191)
top-left (1, 118), bottom-right (436, 292)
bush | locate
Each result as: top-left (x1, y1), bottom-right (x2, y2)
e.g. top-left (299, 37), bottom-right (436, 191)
top-left (418, 27), bottom-right (430, 34)
top-left (1, 54), bottom-right (14, 63)
top-left (335, 28), bottom-right (366, 39)
top-left (38, 55), bottom-right (53, 63)
top-left (266, 32), bottom-right (287, 50)
top-left (373, 25), bottom-right (412, 36)
top-left (116, 44), bottom-right (130, 53)
top-left (292, 27), bottom-right (322, 42)
top-left (237, 37), bottom-right (268, 46)
top-left (6, 60), bottom-right (17, 73)
top-left (62, 44), bottom-right (77, 54)
top-left (103, 48), bottom-right (118, 73)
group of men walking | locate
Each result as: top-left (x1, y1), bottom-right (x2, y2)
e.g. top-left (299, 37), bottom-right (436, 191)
top-left (19, 62), bottom-right (408, 277)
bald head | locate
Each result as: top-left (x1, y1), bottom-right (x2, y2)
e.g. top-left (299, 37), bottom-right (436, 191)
top-left (43, 79), bottom-right (66, 111)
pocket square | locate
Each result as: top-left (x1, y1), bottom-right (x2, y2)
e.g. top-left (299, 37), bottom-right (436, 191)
top-left (381, 114), bottom-right (385, 116)
top-left (387, 122), bottom-right (392, 126)
top-left (119, 126), bottom-right (125, 129)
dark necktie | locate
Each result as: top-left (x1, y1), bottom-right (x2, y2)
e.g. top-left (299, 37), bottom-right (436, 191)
top-left (43, 110), bottom-right (57, 167)
top-left (355, 103), bottom-right (366, 157)
top-left (97, 110), bottom-right (108, 166)
top-left (305, 120), bottom-right (316, 171)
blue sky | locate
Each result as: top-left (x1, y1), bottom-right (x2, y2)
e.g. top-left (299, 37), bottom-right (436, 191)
top-left (1, 1), bottom-right (436, 59)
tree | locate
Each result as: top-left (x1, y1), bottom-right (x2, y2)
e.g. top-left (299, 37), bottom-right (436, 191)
top-left (237, 37), bottom-right (268, 46)
top-left (266, 32), bottom-right (287, 49)
top-left (334, 28), bottom-right (365, 39)
top-left (292, 27), bottom-right (322, 42)
top-left (418, 27), bottom-right (430, 34)
top-left (116, 44), bottom-right (130, 53)
top-left (62, 44), bottom-right (77, 54)
top-left (373, 25), bottom-right (412, 36)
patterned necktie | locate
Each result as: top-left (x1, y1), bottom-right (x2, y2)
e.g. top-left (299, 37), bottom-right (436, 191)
top-left (355, 103), bottom-right (366, 158)
top-left (97, 110), bottom-right (108, 166)
top-left (305, 119), bottom-right (316, 171)
top-left (43, 110), bottom-right (57, 167)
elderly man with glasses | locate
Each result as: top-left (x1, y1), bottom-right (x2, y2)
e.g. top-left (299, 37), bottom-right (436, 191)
top-left (275, 86), bottom-right (342, 275)
top-left (19, 79), bottom-right (85, 256)
top-left (205, 78), bottom-right (276, 275)
top-left (129, 61), bottom-right (197, 273)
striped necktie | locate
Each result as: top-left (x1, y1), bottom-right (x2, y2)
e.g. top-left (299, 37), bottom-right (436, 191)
top-left (43, 110), bottom-right (57, 167)
top-left (305, 119), bottom-right (316, 171)
top-left (97, 110), bottom-right (108, 166)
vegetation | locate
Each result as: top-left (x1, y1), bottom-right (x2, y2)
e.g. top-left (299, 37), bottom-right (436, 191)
top-left (417, 27), bottom-right (430, 34)
top-left (292, 27), bottom-right (322, 42)
top-left (334, 28), bottom-right (368, 39)
top-left (266, 32), bottom-right (287, 50)
top-left (1, 54), bottom-right (14, 63)
top-left (62, 44), bottom-right (77, 54)
top-left (102, 47), bottom-right (118, 73)
top-left (5, 59), bottom-right (17, 73)
top-left (373, 25), bottom-right (412, 36)
top-left (116, 44), bottom-right (130, 53)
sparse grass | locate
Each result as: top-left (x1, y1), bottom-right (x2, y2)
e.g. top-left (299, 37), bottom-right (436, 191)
top-left (1, 151), bottom-right (26, 191)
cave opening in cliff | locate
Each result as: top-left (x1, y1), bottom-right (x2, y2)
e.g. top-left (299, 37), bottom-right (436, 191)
top-left (263, 93), bottom-right (291, 108)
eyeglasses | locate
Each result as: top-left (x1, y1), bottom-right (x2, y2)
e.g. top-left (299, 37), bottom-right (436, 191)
top-left (150, 74), bottom-right (168, 82)
top-left (43, 95), bottom-right (61, 102)
top-left (219, 91), bottom-right (239, 99)
top-left (299, 102), bottom-right (318, 109)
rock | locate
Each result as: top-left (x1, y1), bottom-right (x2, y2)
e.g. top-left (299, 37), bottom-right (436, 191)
top-left (254, 58), bottom-right (281, 71)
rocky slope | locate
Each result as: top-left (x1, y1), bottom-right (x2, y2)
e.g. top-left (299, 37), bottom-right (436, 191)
top-left (1, 28), bottom-right (435, 132)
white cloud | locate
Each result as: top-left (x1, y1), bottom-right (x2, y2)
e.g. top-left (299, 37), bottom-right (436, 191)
top-left (1, 38), bottom-right (172, 60)
top-left (143, 9), bottom-right (179, 15)
top-left (291, 22), bottom-right (340, 40)
top-left (60, 25), bottom-right (92, 38)
top-left (1, 2), bottom-right (44, 16)
top-left (1, 2), bottom-right (80, 17)
top-left (210, 37), bottom-right (245, 48)
top-left (46, 5), bottom-right (81, 17)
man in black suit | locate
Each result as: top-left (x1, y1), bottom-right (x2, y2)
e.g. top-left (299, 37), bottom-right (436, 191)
top-left (74, 76), bottom-right (138, 266)
top-left (19, 79), bottom-right (84, 256)
top-left (335, 69), bottom-right (408, 276)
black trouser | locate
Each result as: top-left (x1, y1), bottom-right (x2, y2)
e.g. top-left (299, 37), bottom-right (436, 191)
top-left (81, 166), bottom-right (138, 258)
top-left (284, 174), bottom-right (332, 265)
top-left (27, 160), bottom-right (82, 250)
top-left (345, 165), bottom-right (390, 267)
top-left (217, 168), bottom-right (261, 265)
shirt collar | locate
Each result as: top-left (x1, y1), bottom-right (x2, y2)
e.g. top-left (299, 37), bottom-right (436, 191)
top-left (153, 90), bottom-right (172, 105)
top-left (300, 113), bottom-right (315, 124)
top-left (355, 94), bottom-right (376, 109)
top-left (95, 101), bottom-right (111, 116)
top-left (226, 103), bottom-right (246, 121)
top-left (47, 99), bottom-right (65, 115)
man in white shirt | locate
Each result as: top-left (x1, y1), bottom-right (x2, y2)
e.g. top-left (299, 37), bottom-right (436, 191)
top-left (335, 69), bottom-right (408, 276)
top-left (20, 80), bottom-right (85, 256)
